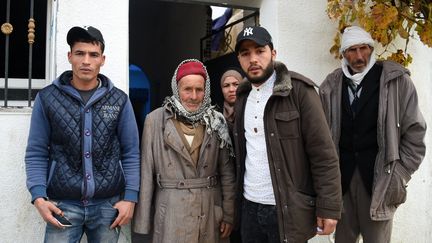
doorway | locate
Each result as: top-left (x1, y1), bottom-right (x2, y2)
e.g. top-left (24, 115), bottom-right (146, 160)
top-left (129, 0), bottom-right (257, 111)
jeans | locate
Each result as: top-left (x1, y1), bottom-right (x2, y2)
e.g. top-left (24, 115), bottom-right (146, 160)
top-left (241, 198), bottom-right (280, 243)
top-left (44, 196), bottom-right (120, 243)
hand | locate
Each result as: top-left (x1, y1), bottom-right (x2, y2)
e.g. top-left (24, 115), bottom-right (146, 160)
top-left (110, 200), bottom-right (136, 229)
top-left (220, 222), bottom-right (233, 238)
top-left (34, 198), bottom-right (64, 228)
top-left (316, 217), bottom-right (337, 235)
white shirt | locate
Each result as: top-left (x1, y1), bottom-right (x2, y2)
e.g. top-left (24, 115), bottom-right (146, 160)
top-left (243, 72), bottom-right (276, 205)
top-left (184, 134), bottom-right (194, 146)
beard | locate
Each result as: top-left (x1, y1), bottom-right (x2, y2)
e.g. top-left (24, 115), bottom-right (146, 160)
top-left (246, 61), bottom-right (275, 85)
top-left (348, 59), bottom-right (367, 74)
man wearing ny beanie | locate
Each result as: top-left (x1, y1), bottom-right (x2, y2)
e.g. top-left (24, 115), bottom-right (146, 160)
top-left (320, 26), bottom-right (426, 242)
top-left (133, 59), bottom-right (235, 243)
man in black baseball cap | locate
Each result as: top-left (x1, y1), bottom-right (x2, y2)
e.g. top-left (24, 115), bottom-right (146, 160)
top-left (232, 25), bottom-right (342, 243)
top-left (67, 26), bottom-right (105, 52)
top-left (235, 25), bottom-right (273, 53)
top-left (25, 24), bottom-right (140, 242)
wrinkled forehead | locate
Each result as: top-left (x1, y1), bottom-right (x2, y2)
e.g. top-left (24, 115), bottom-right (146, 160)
top-left (345, 43), bottom-right (372, 51)
top-left (178, 74), bottom-right (206, 88)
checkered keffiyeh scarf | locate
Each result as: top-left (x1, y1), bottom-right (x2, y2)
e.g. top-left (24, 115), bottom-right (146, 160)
top-left (164, 59), bottom-right (233, 155)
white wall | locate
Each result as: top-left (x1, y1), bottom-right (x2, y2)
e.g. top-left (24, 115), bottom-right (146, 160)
top-left (260, 1), bottom-right (432, 242)
top-left (0, 111), bottom-right (43, 242)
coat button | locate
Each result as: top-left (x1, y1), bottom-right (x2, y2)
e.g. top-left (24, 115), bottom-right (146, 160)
top-left (270, 133), bottom-right (274, 136)
top-left (85, 129), bottom-right (91, 136)
top-left (84, 152), bottom-right (90, 158)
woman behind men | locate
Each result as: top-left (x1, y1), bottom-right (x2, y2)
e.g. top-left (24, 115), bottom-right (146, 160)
top-left (220, 67), bottom-right (243, 243)
top-left (220, 68), bottom-right (244, 127)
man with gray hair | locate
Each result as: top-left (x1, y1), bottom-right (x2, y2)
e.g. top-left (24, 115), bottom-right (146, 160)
top-left (320, 26), bottom-right (426, 242)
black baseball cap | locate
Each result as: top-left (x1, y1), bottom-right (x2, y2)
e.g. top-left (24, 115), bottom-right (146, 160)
top-left (67, 26), bottom-right (105, 47)
top-left (235, 26), bottom-right (273, 53)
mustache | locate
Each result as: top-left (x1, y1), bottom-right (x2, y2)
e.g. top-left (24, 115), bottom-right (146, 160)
top-left (248, 65), bottom-right (261, 71)
top-left (353, 59), bottom-right (366, 65)
top-left (186, 100), bottom-right (202, 105)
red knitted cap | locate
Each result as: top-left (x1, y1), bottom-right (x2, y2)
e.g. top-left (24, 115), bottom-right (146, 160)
top-left (176, 61), bottom-right (207, 82)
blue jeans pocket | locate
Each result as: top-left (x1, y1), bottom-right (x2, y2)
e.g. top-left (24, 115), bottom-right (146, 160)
top-left (44, 202), bottom-right (83, 243)
top-left (100, 199), bottom-right (120, 225)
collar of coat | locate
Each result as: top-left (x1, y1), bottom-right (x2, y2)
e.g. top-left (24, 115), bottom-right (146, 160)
top-left (323, 61), bottom-right (411, 90)
top-left (237, 61), bottom-right (317, 97)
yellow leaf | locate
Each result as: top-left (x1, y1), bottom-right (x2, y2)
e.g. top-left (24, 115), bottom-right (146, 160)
top-left (418, 22), bottom-right (432, 47)
top-left (372, 4), bottom-right (398, 29)
top-left (398, 25), bottom-right (409, 39)
top-left (386, 49), bottom-right (412, 67)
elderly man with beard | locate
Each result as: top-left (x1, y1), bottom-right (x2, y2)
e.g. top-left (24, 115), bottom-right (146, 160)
top-left (232, 26), bottom-right (342, 243)
top-left (320, 26), bottom-right (426, 243)
top-left (133, 59), bottom-right (236, 243)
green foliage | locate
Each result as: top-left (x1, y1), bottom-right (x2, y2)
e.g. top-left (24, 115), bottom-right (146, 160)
top-left (327, 0), bottom-right (432, 66)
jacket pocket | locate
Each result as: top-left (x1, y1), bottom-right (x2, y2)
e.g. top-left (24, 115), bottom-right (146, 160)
top-left (384, 161), bottom-right (411, 207)
top-left (275, 111), bottom-right (300, 139)
top-left (154, 202), bottom-right (168, 235)
top-left (285, 191), bottom-right (316, 241)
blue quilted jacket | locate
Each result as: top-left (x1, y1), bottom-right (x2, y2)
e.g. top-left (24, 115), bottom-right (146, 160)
top-left (25, 71), bottom-right (140, 203)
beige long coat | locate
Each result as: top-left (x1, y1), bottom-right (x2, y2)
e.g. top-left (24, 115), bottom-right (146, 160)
top-left (133, 105), bottom-right (235, 243)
